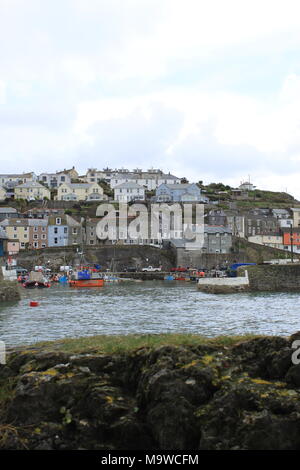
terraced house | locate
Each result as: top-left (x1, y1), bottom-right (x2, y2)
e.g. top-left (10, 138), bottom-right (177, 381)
top-left (38, 171), bottom-right (71, 188)
top-left (114, 182), bottom-right (145, 202)
top-left (57, 182), bottom-right (104, 201)
top-left (0, 172), bottom-right (37, 185)
top-left (48, 214), bottom-right (83, 247)
top-left (85, 167), bottom-right (181, 190)
top-left (0, 186), bottom-right (7, 201)
top-left (0, 218), bottom-right (48, 249)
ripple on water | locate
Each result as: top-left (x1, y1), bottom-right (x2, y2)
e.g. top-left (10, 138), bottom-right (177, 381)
top-left (1, 282), bottom-right (300, 345)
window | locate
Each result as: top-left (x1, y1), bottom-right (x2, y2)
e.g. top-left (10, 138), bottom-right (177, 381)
top-left (54, 237), bottom-right (58, 244)
top-left (54, 227), bottom-right (58, 234)
top-left (56, 218), bottom-right (61, 225)
top-left (24, 234), bottom-right (28, 239)
top-left (33, 234), bottom-right (38, 239)
top-left (41, 243), bottom-right (46, 248)
top-left (64, 227), bottom-right (68, 234)
top-left (72, 228), bottom-right (77, 234)
top-left (33, 242), bottom-right (38, 248)
top-left (42, 234), bottom-right (46, 240)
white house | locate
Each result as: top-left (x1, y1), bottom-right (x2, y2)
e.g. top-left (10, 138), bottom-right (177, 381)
top-left (85, 168), bottom-right (180, 190)
top-left (114, 182), bottom-right (145, 202)
top-left (38, 171), bottom-right (71, 188)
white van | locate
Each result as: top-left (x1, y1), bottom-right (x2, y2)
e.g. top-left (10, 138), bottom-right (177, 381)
top-left (60, 266), bottom-right (72, 272)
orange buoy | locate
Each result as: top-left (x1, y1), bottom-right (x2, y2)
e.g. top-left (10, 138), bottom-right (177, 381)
top-left (30, 301), bottom-right (39, 307)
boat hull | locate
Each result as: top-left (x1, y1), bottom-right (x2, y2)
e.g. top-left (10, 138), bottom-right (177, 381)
top-left (69, 279), bottom-right (104, 287)
top-left (23, 282), bottom-right (51, 288)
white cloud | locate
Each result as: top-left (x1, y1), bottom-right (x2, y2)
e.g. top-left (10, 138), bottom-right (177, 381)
top-left (1, 1), bottom-right (300, 198)
top-left (0, 81), bottom-right (6, 104)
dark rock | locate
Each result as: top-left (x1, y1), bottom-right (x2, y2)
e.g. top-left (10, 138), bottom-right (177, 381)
top-left (2, 334), bottom-right (300, 450)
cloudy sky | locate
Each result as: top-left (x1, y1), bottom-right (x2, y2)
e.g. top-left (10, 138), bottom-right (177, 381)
top-left (1, 0), bottom-right (300, 197)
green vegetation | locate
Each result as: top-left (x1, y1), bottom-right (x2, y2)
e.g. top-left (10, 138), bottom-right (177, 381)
top-left (205, 182), bottom-right (232, 192)
top-left (98, 179), bottom-right (113, 198)
top-left (22, 333), bottom-right (262, 355)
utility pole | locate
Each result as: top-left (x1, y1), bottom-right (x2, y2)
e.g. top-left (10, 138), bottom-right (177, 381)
top-left (290, 222), bottom-right (294, 263)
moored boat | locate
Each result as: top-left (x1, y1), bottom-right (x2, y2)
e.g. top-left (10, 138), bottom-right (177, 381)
top-left (69, 279), bottom-right (104, 287)
top-left (23, 271), bottom-right (51, 288)
top-left (69, 269), bottom-right (104, 287)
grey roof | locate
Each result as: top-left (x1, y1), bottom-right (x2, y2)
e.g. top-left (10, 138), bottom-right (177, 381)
top-left (62, 183), bottom-right (96, 189)
top-left (28, 219), bottom-right (48, 227)
top-left (0, 218), bottom-right (28, 226)
top-left (0, 217), bottom-right (48, 227)
top-left (272, 209), bottom-right (289, 214)
top-left (65, 215), bottom-right (81, 226)
top-left (0, 207), bottom-right (17, 213)
top-left (205, 225), bottom-right (232, 234)
top-left (158, 183), bottom-right (199, 190)
top-left (0, 172), bottom-right (35, 178)
top-left (114, 182), bottom-right (145, 189)
top-left (17, 181), bottom-right (46, 188)
top-left (169, 238), bottom-right (186, 248)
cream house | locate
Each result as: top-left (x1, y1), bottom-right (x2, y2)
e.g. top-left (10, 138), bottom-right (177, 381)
top-left (0, 172), bottom-right (37, 185)
top-left (0, 218), bottom-right (30, 249)
top-left (248, 233), bottom-right (283, 248)
top-left (57, 182), bottom-right (104, 201)
top-left (14, 182), bottom-right (51, 201)
top-left (0, 186), bottom-right (7, 201)
top-left (292, 208), bottom-right (300, 228)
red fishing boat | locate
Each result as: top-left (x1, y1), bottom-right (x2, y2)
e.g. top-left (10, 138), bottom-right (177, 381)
top-left (69, 278), bottom-right (104, 287)
top-left (69, 270), bottom-right (104, 287)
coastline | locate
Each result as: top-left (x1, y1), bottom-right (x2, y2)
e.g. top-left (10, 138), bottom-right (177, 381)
top-left (1, 332), bottom-right (300, 450)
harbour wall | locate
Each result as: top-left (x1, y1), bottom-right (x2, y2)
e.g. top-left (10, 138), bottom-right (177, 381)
top-left (198, 271), bottom-right (249, 294)
top-left (174, 237), bottom-right (292, 269)
top-left (240, 264), bottom-right (300, 292)
top-left (0, 268), bottom-right (21, 302)
top-left (15, 245), bottom-right (176, 272)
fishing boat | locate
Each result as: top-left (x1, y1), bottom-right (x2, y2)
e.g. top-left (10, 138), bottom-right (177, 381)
top-left (69, 270), bottom-right (104, 287)
top-left (69, 278), bottom-right (104, 287)
top-left (23, 271), bottom-right (51, 289)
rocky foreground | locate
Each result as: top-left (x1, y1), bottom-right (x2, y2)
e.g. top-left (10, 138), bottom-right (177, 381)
top-left (2, 333), bottom-right (300, 450)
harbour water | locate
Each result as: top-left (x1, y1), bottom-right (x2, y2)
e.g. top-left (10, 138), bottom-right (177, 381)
top-left (1, 281), bottom-right (300, 346)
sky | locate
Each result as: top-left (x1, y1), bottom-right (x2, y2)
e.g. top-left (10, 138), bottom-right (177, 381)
top-left (1, 0), bottom-right (300, 197)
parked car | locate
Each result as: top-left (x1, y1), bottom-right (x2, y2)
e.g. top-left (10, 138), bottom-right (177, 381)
top-left (124, 267), bottom-right (137, 272)
top-left (142, 266), bottom-right (162, 272)
top-left (170, 267), bottom-right (188, 272)
top-left (34, 265), bottom-right (51, 273)
top-left (16, 266), bottom-right (28, 275)
top-left (60, 266), bottom-right (72, 272)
